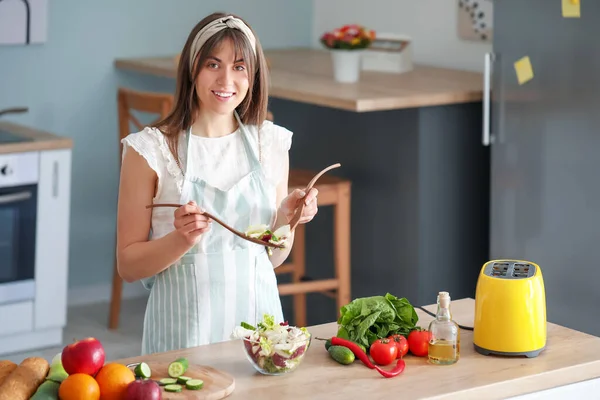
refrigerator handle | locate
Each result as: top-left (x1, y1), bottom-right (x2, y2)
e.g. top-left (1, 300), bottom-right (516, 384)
top-left (483, 52), bottom-right (494, 146)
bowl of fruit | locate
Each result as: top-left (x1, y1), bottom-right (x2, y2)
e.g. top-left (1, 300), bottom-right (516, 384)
top-left (232, 315), bottom-right (311, 376)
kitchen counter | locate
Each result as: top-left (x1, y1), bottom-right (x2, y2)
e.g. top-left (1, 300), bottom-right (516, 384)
top-left (0, 121), bottom-right (73, 154)
top-left (114, 48), bottom-right (483, 112)
top-left (113, 298), bottom-right (600, 399)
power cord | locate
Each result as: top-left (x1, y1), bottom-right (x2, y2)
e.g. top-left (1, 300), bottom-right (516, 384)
top-left (418, 306), bottom-right (474, 331)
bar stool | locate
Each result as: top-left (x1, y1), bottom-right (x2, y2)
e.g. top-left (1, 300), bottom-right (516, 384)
top-left (267, 113), bottom-right (352, 328)
top-left (262, 59), bottom-right (352, 326)
top-left (275, 171), bottom-right (351, 327)
top-left (108, 87), bottom-right (174, 330)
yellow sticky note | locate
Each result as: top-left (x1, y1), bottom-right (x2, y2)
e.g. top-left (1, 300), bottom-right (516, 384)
top-left (562, 0), bottom-right (580, 18)
top-left (514, 56), bottom-right (534, 85)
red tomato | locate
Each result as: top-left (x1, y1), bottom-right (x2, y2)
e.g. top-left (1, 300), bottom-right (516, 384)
top-left (369, 338), bottom-right (398, 366)
top-left (407, 328), bottom-right (431, 357)
top-left (388, 334), bottom-right (409, 358)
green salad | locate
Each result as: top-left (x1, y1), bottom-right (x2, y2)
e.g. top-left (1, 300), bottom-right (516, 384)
top-left (232, 314), bottom-right (311, 374)
top-left (245, 224), bottom-right (291, 255)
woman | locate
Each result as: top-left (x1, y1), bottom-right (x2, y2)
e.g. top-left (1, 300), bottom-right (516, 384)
top-left (116, 12), bottom-right (318, 355)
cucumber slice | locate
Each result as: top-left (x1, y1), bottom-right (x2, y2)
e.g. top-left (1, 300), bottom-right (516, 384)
top-left (186, 379), bottom-right (204, 390)
top-left (167, 361), bottom-right (186, 378)
top-left (174, 357), bottom-right (189, 370)
top-left (134, 362), bottom-right (151, 378)
top-left (164, 384), bottom-right (183, 393)
top-left (176, 375), bottom-right (191, 384)
top-left (158, 378), bottom-right (178, 386)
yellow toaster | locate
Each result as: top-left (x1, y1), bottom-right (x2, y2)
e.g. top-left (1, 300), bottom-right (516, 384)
top-left (473, 259), bottom-right (547, 358)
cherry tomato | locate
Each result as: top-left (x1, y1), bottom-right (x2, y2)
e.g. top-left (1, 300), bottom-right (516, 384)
top-left (369, 338), bottom-right (398, 366)
top-left (407, 328), bottom-right (431, 357)
top-left (388, 334), bottom-right (409, 358)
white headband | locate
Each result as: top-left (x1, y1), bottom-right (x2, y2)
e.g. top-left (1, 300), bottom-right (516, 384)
top-left (189, 15), bottom-right (257, 71)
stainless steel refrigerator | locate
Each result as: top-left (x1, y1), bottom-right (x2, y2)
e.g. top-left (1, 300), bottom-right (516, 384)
top-left (485, 0), bottom-right (600, 336)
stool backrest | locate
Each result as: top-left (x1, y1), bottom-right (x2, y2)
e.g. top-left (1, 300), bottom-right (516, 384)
top-left (117, 88), bottom-right (174, 160)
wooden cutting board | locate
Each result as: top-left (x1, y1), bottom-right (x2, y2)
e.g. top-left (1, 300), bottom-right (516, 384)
top-left (142, 362), bottom-right (235, 399)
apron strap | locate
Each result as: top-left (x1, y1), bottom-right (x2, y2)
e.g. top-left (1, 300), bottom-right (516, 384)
top-left (234, 110), bottom-right (262, 167)
top-left (184, 126), bottom-right (193, 176)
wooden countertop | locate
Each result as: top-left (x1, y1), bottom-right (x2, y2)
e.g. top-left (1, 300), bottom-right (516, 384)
top-left (114, 48), bottom-right (483, 112)
top-left (113, 298), bottom-right (600, 399)
top-left (0, 121), bottom-right (73, 154)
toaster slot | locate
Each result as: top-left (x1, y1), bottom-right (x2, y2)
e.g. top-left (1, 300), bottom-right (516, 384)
top-left (491, 262), bottom-right (509, 277)
top-left (512, 263), bottom-right (534, 278)
top-left (484, 260), bottom-right (537, 279)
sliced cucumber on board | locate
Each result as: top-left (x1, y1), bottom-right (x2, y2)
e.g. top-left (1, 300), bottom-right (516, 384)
top-left (186, 379), bottom-right (204, 390)
top-left (158, 377), bottom-right (178, 386)
top-left (134, 362), bottom-right (152, 378)
top-left (167, 357), bottom-right (189, 378)
top-left (164, 384), bottom-right (183, 393)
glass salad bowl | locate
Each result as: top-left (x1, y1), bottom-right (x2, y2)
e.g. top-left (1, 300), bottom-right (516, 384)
top-left (232, 315), bottom-right (312, 376)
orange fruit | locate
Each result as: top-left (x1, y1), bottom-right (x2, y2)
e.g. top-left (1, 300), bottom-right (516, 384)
top-left (58, 373), bottom-right (100, 400)
top-left (94, 362), bottom-right (135, 400)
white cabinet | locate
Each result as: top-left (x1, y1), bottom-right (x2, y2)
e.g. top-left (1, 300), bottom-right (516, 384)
top-left (34, 149), bottom-right (71, 330)
top-left (0, 301), bottom-right (33, 336)
top-left (0, 148), bottom-right (71, 355)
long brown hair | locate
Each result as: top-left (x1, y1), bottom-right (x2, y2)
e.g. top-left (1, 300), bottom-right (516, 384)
top-left (153, 12), bottom-right (269, 167)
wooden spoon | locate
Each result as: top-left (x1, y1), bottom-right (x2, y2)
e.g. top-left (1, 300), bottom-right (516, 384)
top-left (144, 204), bottom-right (285, 249)
top-left (288, 163), bottom-right (341, 231)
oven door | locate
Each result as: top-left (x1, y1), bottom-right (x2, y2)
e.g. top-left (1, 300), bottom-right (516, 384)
top-left (0, 184), bottom-right (37, 304)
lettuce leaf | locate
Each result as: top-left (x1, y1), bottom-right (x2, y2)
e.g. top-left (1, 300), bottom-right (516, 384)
top-left (336, 293), bottom-right (418, 348)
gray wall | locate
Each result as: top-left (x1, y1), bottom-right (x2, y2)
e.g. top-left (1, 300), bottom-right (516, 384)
top-left (270, 99), bottom-right (490, 326)
top-left (0, 0), bottom-right (313, 290)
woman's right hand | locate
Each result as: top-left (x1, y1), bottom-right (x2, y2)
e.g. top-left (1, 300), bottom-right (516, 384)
top-left (173, 201), bottom-right (211, 246)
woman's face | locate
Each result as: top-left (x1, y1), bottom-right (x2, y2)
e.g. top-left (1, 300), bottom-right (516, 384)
top-left (195, 37), bottom-right (250, 117)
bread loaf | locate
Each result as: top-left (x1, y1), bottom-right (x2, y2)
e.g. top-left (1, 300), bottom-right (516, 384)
top-left (0, 361), bottom-right (17, 386)
top-left (0, 357), bottom-right (49, 400)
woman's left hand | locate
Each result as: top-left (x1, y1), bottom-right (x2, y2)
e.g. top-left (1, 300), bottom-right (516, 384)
top-left (279, 188), bottom-right (319, 226)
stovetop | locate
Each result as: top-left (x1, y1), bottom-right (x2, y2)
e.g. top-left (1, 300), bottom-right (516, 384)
top-left (0, 129), bottom-right (33, 144)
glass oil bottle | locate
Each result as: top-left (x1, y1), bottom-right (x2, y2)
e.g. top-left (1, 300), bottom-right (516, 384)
top-left (428, 291), bottom-right (460, 365)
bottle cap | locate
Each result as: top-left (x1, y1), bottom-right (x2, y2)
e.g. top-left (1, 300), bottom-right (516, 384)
top-left (438, 291), bottom-right (450, 308)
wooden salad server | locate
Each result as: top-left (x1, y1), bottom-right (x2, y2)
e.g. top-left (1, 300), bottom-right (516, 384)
top-left (288, 163), bottom-right (341, 231)
top-left (144, 204), bottom-right (285, 249)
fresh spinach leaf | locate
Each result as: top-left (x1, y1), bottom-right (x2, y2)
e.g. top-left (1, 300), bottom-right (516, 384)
top-left (337, 293), bottom-right (418, 348)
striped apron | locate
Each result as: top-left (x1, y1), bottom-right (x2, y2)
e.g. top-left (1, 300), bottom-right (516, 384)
top-left (141, 113), bottom-right (284, 355)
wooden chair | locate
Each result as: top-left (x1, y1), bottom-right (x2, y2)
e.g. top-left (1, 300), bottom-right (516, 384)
top-left (108, 88), bottom-right (174, 330)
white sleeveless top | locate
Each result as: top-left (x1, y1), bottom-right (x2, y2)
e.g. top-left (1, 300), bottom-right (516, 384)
top-left (121, 120), bottom-right (293, 241)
